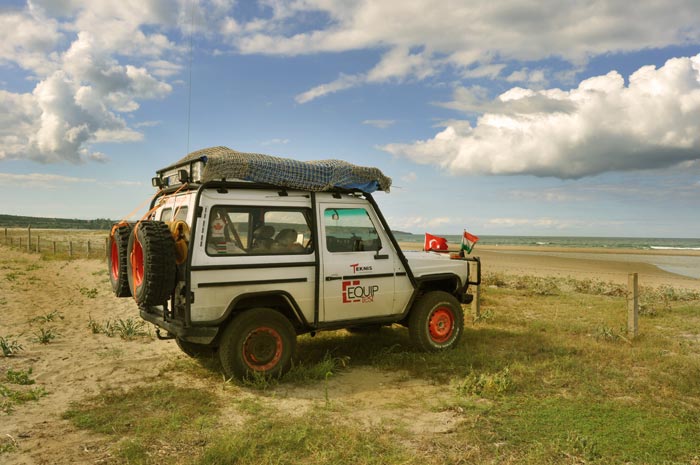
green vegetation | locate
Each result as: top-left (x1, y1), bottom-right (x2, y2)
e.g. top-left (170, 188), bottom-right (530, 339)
top-left (63, 383), bottom-right (219, 464)
top-left (0, 335), bottom-right (24, 357)
top-left (199, 406), bottom-right (411, 465)
top-left (61, 272), bottom-right (700, 464)
top-left (0, 214), bottom-right (113, 229)
top-left (88, 316), bottom-right (150, 340)
top-left (1, 383), bottom-right (48, 414)
top-left (6, 368), bottom-right (35, 385)
top-left (32, 327), bottom-right (59, 344)
top-left (78, 286), bottom-right (98, 299)
top-left (28, 310), bottom-right (64, 324)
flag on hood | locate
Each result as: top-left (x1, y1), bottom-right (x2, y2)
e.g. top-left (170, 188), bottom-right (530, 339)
top-left (424, 233), bottom-right (449, 252)
top-left (461, 230), bottom-right (479, 254)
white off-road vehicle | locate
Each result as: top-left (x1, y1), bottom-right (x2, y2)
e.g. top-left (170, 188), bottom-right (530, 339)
top-left (108, 147), bottom-right (480, 379)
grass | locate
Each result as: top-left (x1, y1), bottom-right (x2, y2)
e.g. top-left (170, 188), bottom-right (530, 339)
top-left (32, 327), bottom-right (59, 344)
top-left (88, 316), bottom-right (150, 340)
top-left (28, 310), bottom-right (64, 324)
top-left (63, 383), bottom-right (219, 463)
top-left (0, 335), bottom-right (24, 357)
top-left (198, 404), bottom-right (412, 465)
top-left (6, 368), bottom-right (35, 385)
top-left (1, 383), bottom-right (48, 414)
top-left (59, 272), bottom-right (700, 464)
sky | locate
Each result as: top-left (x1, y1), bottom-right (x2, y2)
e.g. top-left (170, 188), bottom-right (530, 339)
top-left (1, 0), bottom-right (699, 238)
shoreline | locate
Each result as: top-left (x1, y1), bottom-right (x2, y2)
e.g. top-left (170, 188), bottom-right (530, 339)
top-left (399, 242), bottom-right (700, 290)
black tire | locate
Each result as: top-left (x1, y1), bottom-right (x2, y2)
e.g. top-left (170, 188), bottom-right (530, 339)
top-left (126, 221), bottom-right (176, 306)
top-left (219, 308), bottom-right (296, 380)
top-left (176, 338), bottom-right (214, 358)
top-left (408, 291), bottom-right (464, 351)
top-left (108, 223), bottom-right (132, 297)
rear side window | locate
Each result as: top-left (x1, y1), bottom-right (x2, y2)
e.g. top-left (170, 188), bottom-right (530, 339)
top-left (206, 206), bottom-right (312, 256)
top-left (159, 206), bottom-right (188, 223)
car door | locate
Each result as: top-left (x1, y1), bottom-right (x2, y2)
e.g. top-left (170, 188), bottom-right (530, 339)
top-left (319, 203), bottom-right (397, 322)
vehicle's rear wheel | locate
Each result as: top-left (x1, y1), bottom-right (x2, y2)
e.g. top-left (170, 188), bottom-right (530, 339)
top-left (219, 308), bottom-right (296, 380)
top-left (126, 221), bottom-right (176, 306)
top-left (108, 223), bottom-right (132, 297)
top-left (176, 338), bottom-right (214, 358)
top-left (408, 291), bottom-right (464, 351)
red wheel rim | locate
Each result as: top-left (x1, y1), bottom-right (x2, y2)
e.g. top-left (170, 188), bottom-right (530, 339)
top-left (428, 306), bottom-right (454, 343)
top-left (131, 237), bottom-right (144, 288)
top-left (242, 327), bottom-right (283, 371)
top-left (110, 240), bottom-right (119, 280)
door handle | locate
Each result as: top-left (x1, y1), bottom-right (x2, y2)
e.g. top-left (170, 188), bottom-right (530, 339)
top-left (325, 276), bottom-right (342, 281)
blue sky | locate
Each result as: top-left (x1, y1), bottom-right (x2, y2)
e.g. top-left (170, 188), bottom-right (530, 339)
top-left (1, 0), bottom-right (699, 238)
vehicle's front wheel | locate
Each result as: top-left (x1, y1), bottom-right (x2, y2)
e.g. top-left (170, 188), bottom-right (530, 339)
top-left (408, 291), bottom-right (464, 351)
top-left (219, 308), bottom-right (296, 380)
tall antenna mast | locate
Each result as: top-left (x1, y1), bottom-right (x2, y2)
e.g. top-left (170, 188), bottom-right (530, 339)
top-left (185, 0), bottom-right (196, 155)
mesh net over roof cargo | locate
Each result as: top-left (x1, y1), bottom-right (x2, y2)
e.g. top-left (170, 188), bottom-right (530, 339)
top-left (176, 146), bottom-right (392, 193)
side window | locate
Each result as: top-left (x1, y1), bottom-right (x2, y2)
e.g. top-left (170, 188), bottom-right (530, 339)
top-left (159, 207), bottom-right (187, 223)
top-left (263, 211), bottom-right (311, 254)
top-left (173, 206), bottom-right (188, 222)
top-left (324, 208), bottom-right (381, 252)
top-left (206, 206), bottom-right (312, 256)
top-left (160, 208), bottom-right (173, 222)
top-left (207, 208), bottom-right (248, 255)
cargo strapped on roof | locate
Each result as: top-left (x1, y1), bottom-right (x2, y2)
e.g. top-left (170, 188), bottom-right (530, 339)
top-left (158, 146), bottom-right (392, 193)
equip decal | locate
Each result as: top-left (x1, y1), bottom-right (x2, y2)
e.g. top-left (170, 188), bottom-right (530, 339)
top-left (342, 280), bottom-right (379, 303)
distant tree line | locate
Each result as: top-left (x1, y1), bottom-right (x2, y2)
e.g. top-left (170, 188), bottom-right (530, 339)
top-left (0, 214), bottom-right (114, 230)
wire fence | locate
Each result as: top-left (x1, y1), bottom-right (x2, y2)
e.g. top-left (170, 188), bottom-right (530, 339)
top-left (2, 227), bottom-right (109, 260)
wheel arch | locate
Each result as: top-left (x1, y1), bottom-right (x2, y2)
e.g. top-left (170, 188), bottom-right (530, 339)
top-left (415, 273), bottom-right (462, 298)
top-left (213, 291), bottom-right (309, 344)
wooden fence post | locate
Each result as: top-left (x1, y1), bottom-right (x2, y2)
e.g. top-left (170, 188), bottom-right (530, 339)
top-left (104, 237), bottom-right (109, 260)
top-left (36, 236), bottom-right (40, 253)
top-left (472, 284), bottom-right (481, 318)
top-left (469, 261), bottom-right (481, 318)
top-left (27, 225), bottom-right (31, 252)
top-left (53, 241), bottom-right (57, 255)
top-left (627, 273), bottom-right (639, 338)
top-left (19, 237), bottom-right (23, 249)
top-left (69, 241), bottom-right (73, 258)
top-left (87, 240), bottom-right (91, 258)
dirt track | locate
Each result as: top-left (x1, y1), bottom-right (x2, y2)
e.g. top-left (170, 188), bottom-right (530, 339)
top-left (0, 247), bottom-right (455, 464)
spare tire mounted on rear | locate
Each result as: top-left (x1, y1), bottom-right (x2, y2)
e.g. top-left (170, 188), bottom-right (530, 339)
top-left (127, 221), bottom-right (176, 306)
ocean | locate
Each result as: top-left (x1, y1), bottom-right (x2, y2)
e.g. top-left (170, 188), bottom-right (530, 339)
top-left (392, 233), bottom-right (700, 251)
top-left (393, 234), bottom-right (700, 279)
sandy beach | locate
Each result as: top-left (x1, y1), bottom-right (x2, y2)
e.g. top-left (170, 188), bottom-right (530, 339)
top-left (400, 243), bottom-right (700, 290)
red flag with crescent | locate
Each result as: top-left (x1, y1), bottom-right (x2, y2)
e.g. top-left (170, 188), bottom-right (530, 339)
top-left (424, 233), bottom-right (448, 252)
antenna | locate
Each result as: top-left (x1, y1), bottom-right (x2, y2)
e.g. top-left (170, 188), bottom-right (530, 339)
top-left (186, 0), bottom-right (196, 155)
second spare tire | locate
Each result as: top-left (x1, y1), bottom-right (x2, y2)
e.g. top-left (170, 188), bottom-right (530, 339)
top-left (127, 221), bottom-right (176, 306)
top-left (108, 222), bottom-right (133, 298)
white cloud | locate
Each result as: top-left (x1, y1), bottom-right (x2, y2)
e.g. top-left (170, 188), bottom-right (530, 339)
top-left (362, 119), bottom-right (396, 129)
top-left (400, 172), bottom-right (417, 183)
top-left (382, 55), bottom-right (700, 179)
top-left (0, 172), bottom-right (97, 188)
top-left (261, 138), bottom-right (290, 146)
top-left (226, 0), bottom-right (700, 101)
top-left (295, 73), bottom-right (361, 104)
top-left (0, 1), bottom-right (181, 163)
